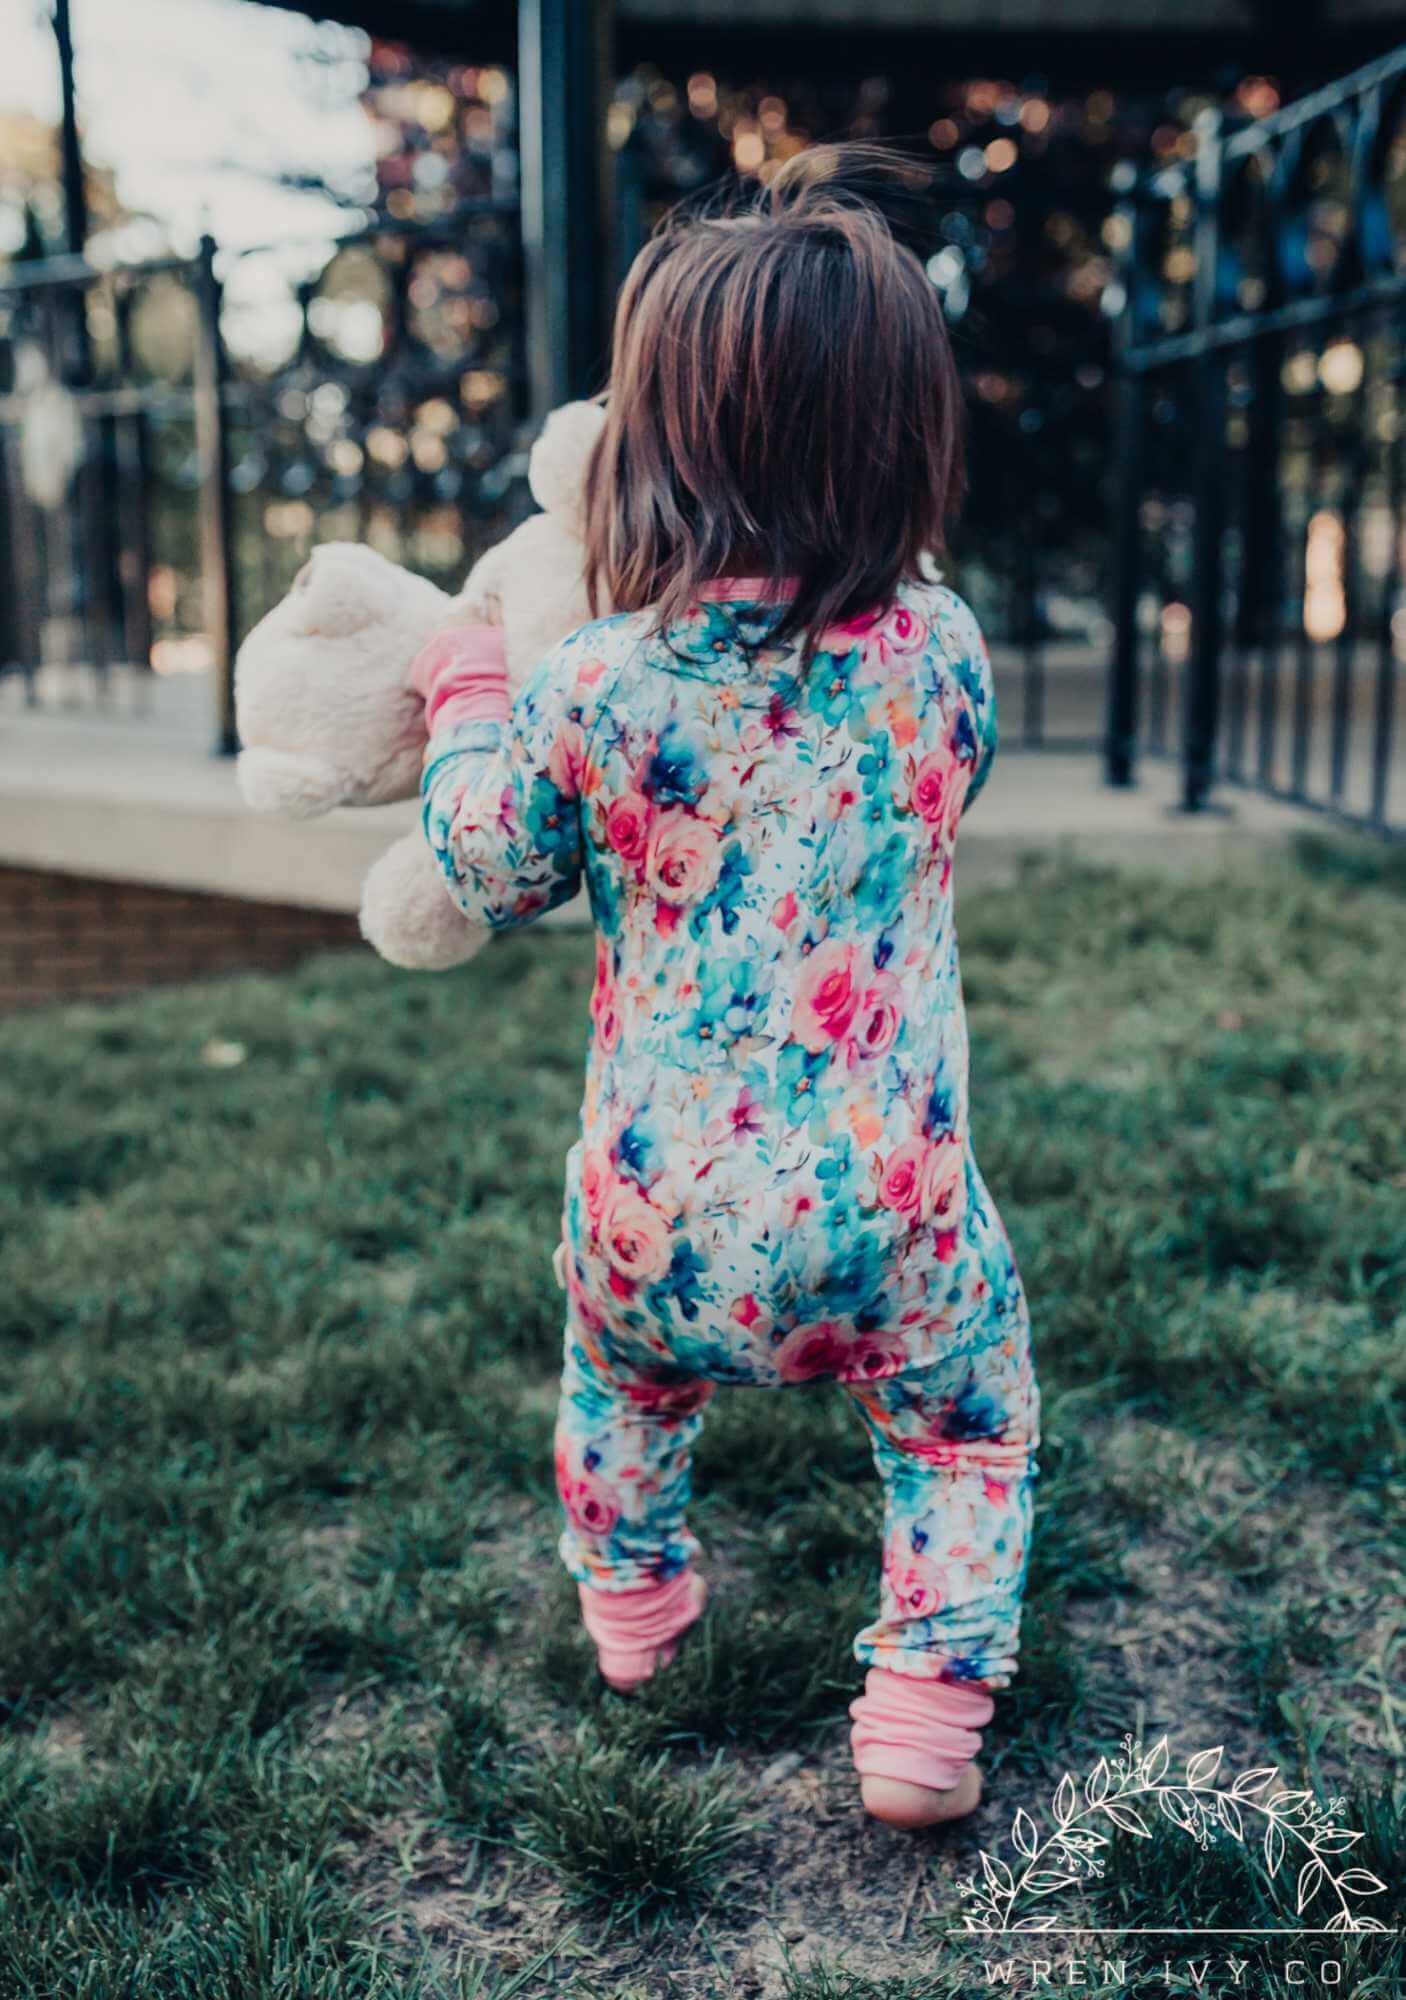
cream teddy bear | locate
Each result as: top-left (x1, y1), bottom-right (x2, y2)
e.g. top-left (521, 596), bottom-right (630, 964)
top-left (234, 399), bottom-right (606, 970)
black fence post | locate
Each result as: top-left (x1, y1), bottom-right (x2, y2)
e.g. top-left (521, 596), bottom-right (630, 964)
top-left (53, 0), bottom-right (88, 259)
top-left (1105, 167), bottom-right (1143, 788)
top-left (1183, 109), bottom-right (1226, 813)
top-left (192, 236), bottom-right (238, 757)
top-left (518, 0), bottom-right (613, 417)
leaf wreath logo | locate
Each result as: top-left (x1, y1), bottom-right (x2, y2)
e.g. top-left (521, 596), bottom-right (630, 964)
top-left (959, 1735), bottom-right (1390, 1934)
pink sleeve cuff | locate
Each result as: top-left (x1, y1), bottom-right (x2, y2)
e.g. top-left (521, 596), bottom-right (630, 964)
top-left (849, 1668), bottom-right (993, 1792)
top-left (410, 622), bottom-right (510, 731)
top-left (577, 1571), bottom-right (704, 1691)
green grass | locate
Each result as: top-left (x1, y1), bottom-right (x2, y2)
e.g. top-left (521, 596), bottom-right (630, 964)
top-left (1, 837), bottom-right (1404, 1994)
top-left (520, 1738), bottom-right (748, 1923)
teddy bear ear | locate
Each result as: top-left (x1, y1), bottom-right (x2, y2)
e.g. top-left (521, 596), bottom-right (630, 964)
top-left (278, 542), bottom-right (405, 640)
top-left (527, 400), bottom-right (607, 529)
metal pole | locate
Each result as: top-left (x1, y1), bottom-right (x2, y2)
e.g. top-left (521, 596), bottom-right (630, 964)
top-left (52, 0), bottom-right (88, 257)
top-left (192, 237), bottom-right (238, 756)
top-left (1105, 169), bottom-right (1143, 788)
top-left (1183, 110), bottom-right (1226, 812)
top-left (518, 0), bottom-right (613, 419)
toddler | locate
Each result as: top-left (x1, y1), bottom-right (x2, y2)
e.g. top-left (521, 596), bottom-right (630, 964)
top-left (412, 152), bottom-right (1038, 1829)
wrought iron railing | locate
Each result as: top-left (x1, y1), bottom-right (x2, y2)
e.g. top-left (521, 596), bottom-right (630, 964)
top-left (0, 246), bottom-right (218, 723)
top-left (1108, 43), bottom-right (1406, 836)
top-left (0, 201), bottom-right (526, 751)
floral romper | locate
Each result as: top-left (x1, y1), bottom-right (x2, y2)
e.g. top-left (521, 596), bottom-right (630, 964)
top-left (423, 580), bottom-right (1039, 1687)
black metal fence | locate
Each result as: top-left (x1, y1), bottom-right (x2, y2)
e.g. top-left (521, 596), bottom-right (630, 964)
top-left (1, 199), bottom-right (1096, 761)
top-left (0, 246), bottom-right (222, 727)
top-left (1108, 44), bottom-right (1406, 836)
top-left (18, 41), bottom-right (1404, 812)
top-left (0, 204), bottom-right (527, 751)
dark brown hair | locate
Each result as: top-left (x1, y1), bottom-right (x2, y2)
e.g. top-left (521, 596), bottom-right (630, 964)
top-left (583, 145), bottom-right (966, 660)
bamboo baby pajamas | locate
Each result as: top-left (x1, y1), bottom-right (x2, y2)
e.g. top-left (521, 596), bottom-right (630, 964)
top-left (419, 579), bottom-right (1039, 1787)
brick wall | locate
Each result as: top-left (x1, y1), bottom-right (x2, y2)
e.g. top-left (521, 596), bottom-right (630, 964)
top-left (0, 867), bottom-right (363, 1013)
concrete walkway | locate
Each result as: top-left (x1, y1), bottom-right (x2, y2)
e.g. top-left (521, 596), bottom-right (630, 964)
top-left (0, 666), bottom-right (1323, 917)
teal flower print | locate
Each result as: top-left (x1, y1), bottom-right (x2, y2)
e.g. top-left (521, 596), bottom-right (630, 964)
top-left (523, 774), bottom-right (577, 864)
top-left (853, 831), bottom-right (908, 927)
top-left (684, 953), bottom-right (773, 1049)
top-left (775, 1039), bottom-right (833, 1125)
top-left (644, 723), bottom-right (709, 806)
top-left (689, 839), bottom-right (754, 938)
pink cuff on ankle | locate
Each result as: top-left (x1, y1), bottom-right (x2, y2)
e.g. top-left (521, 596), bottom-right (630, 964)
top-left (849, 1669), bottom-right (994, 1792)
top-left (578, 1571), bottom-right (702, 1689)
top-left (409, 623), bottom-right (510, 731)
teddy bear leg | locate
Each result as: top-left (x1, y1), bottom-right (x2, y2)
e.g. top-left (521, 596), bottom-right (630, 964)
top-left (359, 833), bottom-right (489, 971)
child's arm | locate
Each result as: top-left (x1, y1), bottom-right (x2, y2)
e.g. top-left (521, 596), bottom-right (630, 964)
top-left (940, 592), bottom-right (999, 815)
top-left (416, 618), bottom-right (590, 931)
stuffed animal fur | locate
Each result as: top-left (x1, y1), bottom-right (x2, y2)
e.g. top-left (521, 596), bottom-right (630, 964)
top-left (234, 400), bottom-right (606, 970)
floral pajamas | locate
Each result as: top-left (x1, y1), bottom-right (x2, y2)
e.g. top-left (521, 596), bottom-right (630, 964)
top-left (423, 581), bottom-right (1038, 1687)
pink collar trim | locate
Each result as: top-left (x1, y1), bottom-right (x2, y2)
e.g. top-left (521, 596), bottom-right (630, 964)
top-left (697, 575), bottom-right (799, 602)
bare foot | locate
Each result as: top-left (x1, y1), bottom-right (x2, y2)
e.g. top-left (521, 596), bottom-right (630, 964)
top-left (599, 1575), bottom-right (708, 1694)
top-left (861, 1762), bottom-right (983, 1829)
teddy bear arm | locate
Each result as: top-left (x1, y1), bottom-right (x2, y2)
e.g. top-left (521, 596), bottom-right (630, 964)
top-left (237, 745), bottom-right (358, 820)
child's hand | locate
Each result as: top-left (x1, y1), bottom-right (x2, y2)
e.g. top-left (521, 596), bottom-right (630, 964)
top-left (408, 615), bottom-right (510, 727)
top-left (408, 595), bottom-right (504, 701)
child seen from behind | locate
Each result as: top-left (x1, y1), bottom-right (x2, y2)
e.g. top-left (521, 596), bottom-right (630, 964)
top-left (410, 149), bottom-right (1039, 1829)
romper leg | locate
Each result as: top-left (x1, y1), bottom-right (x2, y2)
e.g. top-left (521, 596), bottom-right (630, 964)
top-left (842, 1327), bottom-right (1039, 1688)
top-left (554, 1314), bottom-right (715, 1594)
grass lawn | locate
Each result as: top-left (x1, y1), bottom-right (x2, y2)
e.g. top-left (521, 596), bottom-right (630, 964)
top-left (2, 837), bottom-right (1404, 1998)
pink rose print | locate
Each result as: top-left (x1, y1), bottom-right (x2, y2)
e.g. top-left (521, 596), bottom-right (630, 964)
top-left (775, 1319), bottom-right (856, 1381)
top-left (589, 939), bottom-right (620, 1053)
top-left (600, 1182), bottom-right (672, 1284)
top-left (580, 1147), bottom-right (611, 1224)
top-left (876, 1135), bottom-right (929, 1221)
top-left (846, 971), bottom-right (904, 1065)
top-left (885, 1553), bottom-right (948, 1620)
top-left (847, 1330), bottom-right (908, 1381)
top-left (594, 997), bottom-right (621, 1052)
top-left (605, 790), bottom-right (652, 867)
top-left (772, 890), bottom-right (799, 932)
top-left (943, 756), bottom-right (970, 841)
top-left (827, 605), bottom-right (884, 643)
top-left (644, 810), bottom-right (722, 904)
top-left (547, 721), bottom-right (588, 798)
top-left (879, 1135), bottom-right (963, 1226)
top-left (919, 1136), bottom-right (964, 1227)
top-left (828, 601), bottom-right (929, 670)
top-left (555, 1445), bottom-right (621, 1539)
top-left (911, 749), bottom-right (948, 824)
top-left (880, 603), bottom-right (928, 654)
top-left (622, 1375), bottom-right (713, 1417)
top-left (791, 939), bottom-right (862, 1053)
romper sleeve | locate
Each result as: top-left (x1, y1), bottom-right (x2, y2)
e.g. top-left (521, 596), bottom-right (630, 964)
top-left (936, 590), bottom-right (998, 816)
top-left (420, 629), bottom-right (596, 931)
